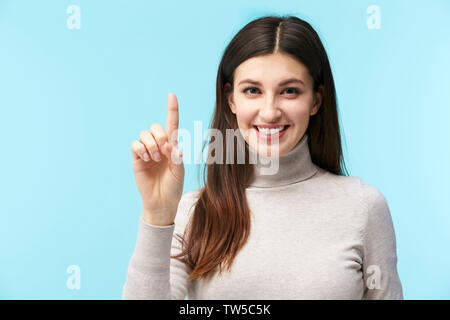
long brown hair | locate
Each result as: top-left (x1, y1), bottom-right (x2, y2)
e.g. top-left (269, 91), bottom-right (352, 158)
top-left (171, 15), bottom-right (348, 282)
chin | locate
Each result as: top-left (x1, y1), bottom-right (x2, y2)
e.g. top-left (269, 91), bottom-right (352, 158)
top-left (252, 141), bottom-right (290, 158)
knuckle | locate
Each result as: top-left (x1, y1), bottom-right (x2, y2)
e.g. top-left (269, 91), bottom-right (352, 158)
top-left (155, 134), bottom-right (168, 147)
top-left (150, 123), bottom-right (162, 132)
top-left (132, 141), bottom-right (145, 157)
top-left (140, 131), bottom-right (156, 149)
top-left (139, 130), bottom-right (149, 141)
top-left (145, 140), bottom-right (157, 153)
top-left (132, 141), bottom-right (142, 152)
top-left (150, 124), bottom-right (168, 146)
top-left (137, 143), bottom-right (146, 154)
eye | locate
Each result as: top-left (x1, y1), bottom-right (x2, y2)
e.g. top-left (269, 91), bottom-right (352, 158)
top-left (282, 87), bottom-right (300, 95)
top-left (242, 87), bottom-right (301, 96)
top-left (242, 87), bottom-right (260, 95)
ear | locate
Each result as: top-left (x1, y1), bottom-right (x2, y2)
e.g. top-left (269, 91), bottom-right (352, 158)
top-left (224, 82), bottom-right (236, 114)
top-left (310, 84), bottom-right (323, 116)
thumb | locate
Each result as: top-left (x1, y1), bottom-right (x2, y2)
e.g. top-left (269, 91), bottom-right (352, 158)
top-left (161, 141), bottom-right (184, 172)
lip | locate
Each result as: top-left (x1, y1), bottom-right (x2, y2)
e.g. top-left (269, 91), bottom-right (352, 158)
top-left (254, 124), bottom-right (289, 129)
top-left (254, 125), bottom-right (289, 141)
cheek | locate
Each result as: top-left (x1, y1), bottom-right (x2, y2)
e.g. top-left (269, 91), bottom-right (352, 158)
top-left (287, 106), bottom-right (310, 124)
top-left (283, 97), bottom-right (313, 126)
top-left (235, 103), bottom-right (258, 128)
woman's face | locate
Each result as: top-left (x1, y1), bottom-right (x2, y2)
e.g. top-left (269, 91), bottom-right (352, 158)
top-left (226, 52), bottom-right (322, 157)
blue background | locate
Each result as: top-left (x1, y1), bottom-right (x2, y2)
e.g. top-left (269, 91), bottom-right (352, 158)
top-left (0, 0), bottom-right (449, 299)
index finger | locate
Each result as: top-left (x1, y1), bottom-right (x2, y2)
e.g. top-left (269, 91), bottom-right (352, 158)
top-left (166, 92), bottom-right (179, 144)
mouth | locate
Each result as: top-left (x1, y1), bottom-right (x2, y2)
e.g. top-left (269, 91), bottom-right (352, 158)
top-left (253, 125), bottom-right (290, 141)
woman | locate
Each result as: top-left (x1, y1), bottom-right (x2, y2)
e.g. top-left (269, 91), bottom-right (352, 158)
top-left (123, 15), bottom-right (403, 300)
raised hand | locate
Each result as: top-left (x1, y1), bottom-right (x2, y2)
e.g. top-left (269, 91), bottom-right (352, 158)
top-left (131, 93), bottom-right (185, 226)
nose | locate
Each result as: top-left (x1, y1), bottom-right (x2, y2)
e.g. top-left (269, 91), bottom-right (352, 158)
top-left (259, 96), bottom-right (282, 123)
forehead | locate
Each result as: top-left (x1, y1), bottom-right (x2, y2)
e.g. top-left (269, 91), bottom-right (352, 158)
top-left (234, 52), bottom-right (311, 85)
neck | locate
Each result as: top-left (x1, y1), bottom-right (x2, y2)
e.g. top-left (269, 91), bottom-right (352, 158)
top-left (246, 133), bottom-right (319, 188)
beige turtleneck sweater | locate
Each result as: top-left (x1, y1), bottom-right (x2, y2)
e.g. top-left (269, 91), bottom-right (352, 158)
top-left (122, 133), bottom-right (404, 299)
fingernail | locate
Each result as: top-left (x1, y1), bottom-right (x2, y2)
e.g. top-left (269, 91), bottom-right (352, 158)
top-left (153, 151), bottom-right (161, 161)
top-left (143, 152), bottom-right (150, 161)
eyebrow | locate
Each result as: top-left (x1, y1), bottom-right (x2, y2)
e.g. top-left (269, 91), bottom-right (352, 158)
top-left (237, 77), bottom-right (305, 86)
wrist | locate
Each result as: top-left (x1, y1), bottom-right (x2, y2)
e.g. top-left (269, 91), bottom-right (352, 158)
top-left (141, 209), bottom-right (174, 227)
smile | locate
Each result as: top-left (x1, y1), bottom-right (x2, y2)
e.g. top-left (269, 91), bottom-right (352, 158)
top-left (254, 125), bottom-right (290, 141)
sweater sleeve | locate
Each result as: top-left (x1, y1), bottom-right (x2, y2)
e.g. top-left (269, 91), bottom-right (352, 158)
top-left (361, 185), bottom-right (404, 300)
top-left (121, 191), bottom-right (197, 300)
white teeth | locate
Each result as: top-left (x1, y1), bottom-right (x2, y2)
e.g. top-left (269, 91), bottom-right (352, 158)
top-left (256, 126), bottom-right (285, 135)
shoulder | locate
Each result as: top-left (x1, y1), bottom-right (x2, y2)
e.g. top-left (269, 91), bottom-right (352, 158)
top-left (349, 175), bottom-right (390, 217)
top-left (320, 171), bottom-right (395, 239)
top-left (315, 169), bottom-right (384, 205)
top-left (333, 173), bottom-right (392, 230)
top-left (318, 169), bottom-right (387, 208)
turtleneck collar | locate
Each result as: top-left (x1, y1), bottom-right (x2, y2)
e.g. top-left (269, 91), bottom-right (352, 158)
top-left (245, 133), bottom-right (320, 188)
